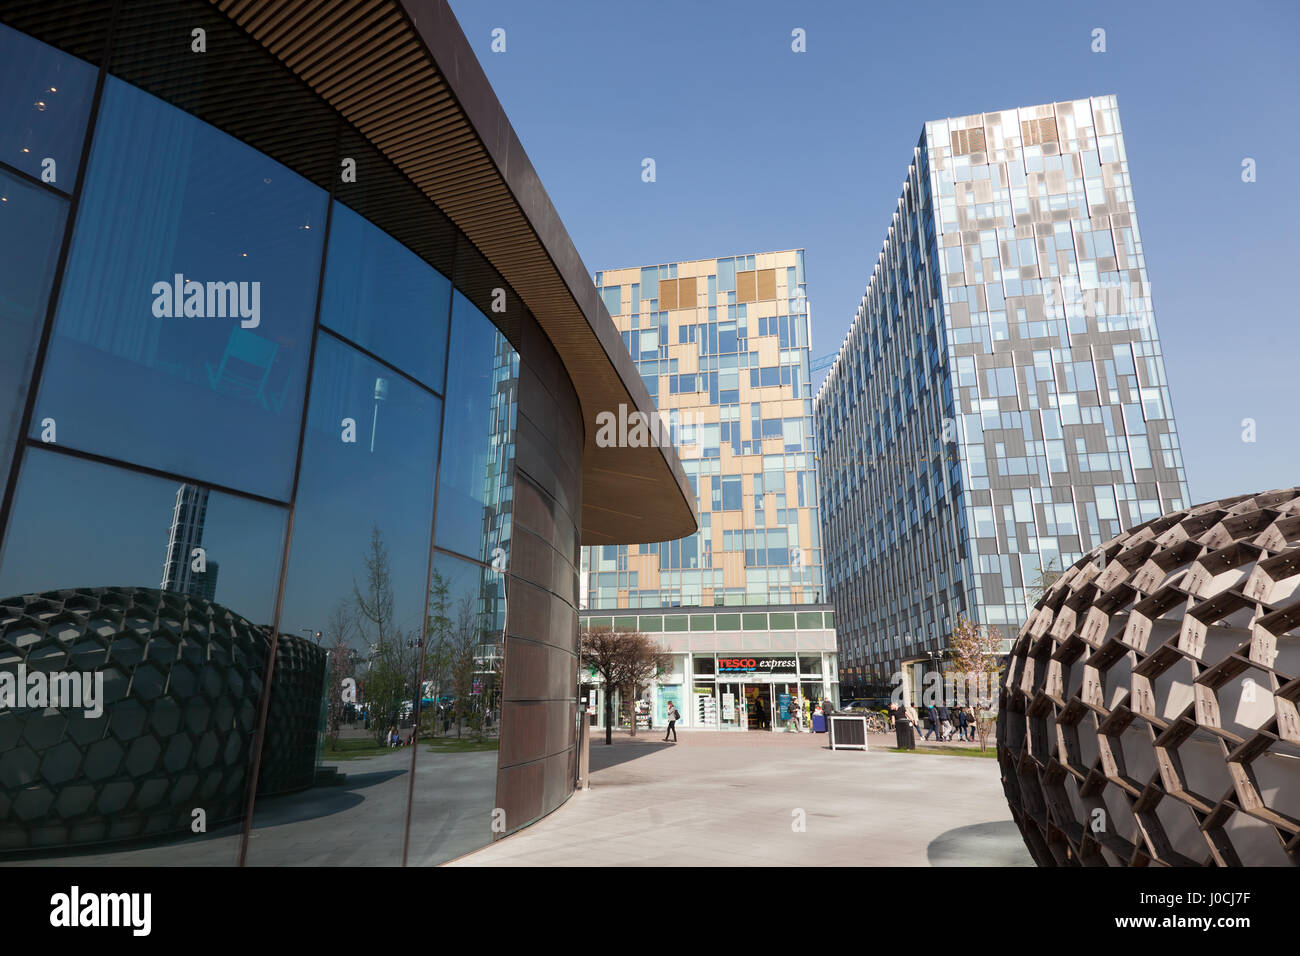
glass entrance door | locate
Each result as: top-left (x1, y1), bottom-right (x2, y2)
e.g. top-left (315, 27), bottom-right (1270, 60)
top-left (718, 682), bottom-right (742, 729)
top-left (744, 684), bottom-right (771, 730)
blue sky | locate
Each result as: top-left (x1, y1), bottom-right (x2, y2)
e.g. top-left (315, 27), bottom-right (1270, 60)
top-left (449, 0), bottom-right (1300, 503)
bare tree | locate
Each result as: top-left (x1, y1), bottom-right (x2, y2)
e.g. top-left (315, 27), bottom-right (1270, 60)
top-left (324, 599), bottom-right (356, 749)
top-left (1026, 556), bottom-right (1062, 608)
top-left (449, 592), bottom-right (481, 739)
top-left (353, 523), bottom-right (395, 651)
top-left (948, 615), bottom-right (1005, 751)
top-left (579, 626), bottom-right (671, 745)
top-left (350, 524), bottom-right (413, 745)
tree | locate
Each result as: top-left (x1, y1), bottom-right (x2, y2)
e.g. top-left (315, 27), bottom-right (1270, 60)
top-left (1026, 556), bottom-right (1063, 608)
top-left (324, 599), bottom-right (356, 749)
top-left (948, 615), bottom-right (1005, 752)
top-left (422, 567), bottom-right (453, 738)
top-left (448, 592), bottom-right (481, 739)
top-left (579, 626), bottom-right (671, 745)
top-left (350, 524), bottom-right (416, 745)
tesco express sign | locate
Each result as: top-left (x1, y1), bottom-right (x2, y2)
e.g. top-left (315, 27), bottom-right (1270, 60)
top-left (717, 657), bottom-right (797, 673)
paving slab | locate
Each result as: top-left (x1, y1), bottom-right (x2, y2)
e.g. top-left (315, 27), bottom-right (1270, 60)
top-left (451, 730), bottom-right (1031, 867)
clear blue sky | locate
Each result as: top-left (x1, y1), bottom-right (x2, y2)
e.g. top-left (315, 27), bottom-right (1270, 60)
top-left (449, 0), bottom-right (1299, 504)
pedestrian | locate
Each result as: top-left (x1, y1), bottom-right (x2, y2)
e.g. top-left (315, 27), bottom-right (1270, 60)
top-left (663, 700), bottom-right (680, 742)
top-left (905, 701), bottom-right (921, 733)
top-left (937, 703), bottom-right (952, 741)
top-left (924, 703), bottom-right (940, 740)
top-left (887, 700), bottom-right (899, 730)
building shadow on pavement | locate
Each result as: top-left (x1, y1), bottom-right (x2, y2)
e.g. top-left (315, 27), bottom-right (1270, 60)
top-left (926, 820), bottom-right (1033, 866)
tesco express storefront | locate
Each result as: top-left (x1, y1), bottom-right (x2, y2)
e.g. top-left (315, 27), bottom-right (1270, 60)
top-left (578, 605), bottom-right (839, 732)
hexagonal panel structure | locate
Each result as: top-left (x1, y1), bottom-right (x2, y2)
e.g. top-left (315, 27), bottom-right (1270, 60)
top-left (999, 488), bottom-right (1300, 866)
top-left (0, 587), bottom-right (325, 852)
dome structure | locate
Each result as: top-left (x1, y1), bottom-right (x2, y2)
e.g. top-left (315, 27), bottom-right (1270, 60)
top-left (998, 488), bottom-right (1300, 866)
top-left (0, 587), bottom-right (325, 852)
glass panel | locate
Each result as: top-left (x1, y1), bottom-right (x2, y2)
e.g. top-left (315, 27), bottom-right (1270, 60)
top-left (319, 201), bottom-right (450, 392)
top-left (407, 552), bottom-right (502, 864)
top-left (689, 614), bottom-right (714, 631)
top-left (34, 77), bottom-right (326, 500)
top-left (0, 448), bottom-right (287, 863)
top-left (769, 612), bottom-right (796, 630)
top-left (0, 23), bottom-right (97, 190)
top-left (798, 656), bottom-right (823, 675)
top-left (715, 613), bottom-right (741, 631)
top-left (0, 170), bottom-right (66, 481)
top-left (250, 335), bottom-right (441, 864)
top-left (663, 615), bottom-right (688, 632)
top-left (435, 291), bottom-right (518, 563)
top-left (584, 617), bottom-right (611, 630)
top-left (692, 656), bottom-right (715, 675)
top-left (796, 612), bottom-right (823, 629)
top-left (638, 615), bottom-right (662, 632)
top-left (613, 616), bottom-right (637, 631)
top-left (742, 613), bottom-right (768, 630)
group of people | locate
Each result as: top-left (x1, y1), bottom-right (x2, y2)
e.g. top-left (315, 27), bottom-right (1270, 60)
top-left (887, 701), bottom-right (979, 742)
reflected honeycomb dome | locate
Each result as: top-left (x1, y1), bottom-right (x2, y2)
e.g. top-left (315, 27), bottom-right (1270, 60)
top-left (0, 586), bottom-right (325, 852)
top-left (998, 487), bottom-right (1300, 866)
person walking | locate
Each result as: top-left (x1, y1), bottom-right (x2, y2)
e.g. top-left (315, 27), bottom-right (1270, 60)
top-left (663, 700), bottom-right (680, 742)
top-left (937, 703), bottom-right (952, 741)
top-left (924, 703), bottom-right (940, 740)
top-left (905, 701), bottom-right (921, 733)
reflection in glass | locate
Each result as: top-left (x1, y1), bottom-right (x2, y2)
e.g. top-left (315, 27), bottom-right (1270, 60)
top-left (0, 449), bottom-right (287, 864)
top-left (33, 77), bottom-right (326, 500)
top-left (407, 552), bottom-right (503, 864)
top-left (435, 292), bottom-right (518, 562)
top-left (0, 169), bottom-right (66, 485)
top-left (319, 201), bottom-right (450, 392)
top-left (251, 335), bottom-right (440, 864)
top-left (0, 23), bottom-right (96, 190)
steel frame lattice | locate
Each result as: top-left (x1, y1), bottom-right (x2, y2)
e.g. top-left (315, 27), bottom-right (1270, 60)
top-left (999, 488), bottom-right (1300, 866)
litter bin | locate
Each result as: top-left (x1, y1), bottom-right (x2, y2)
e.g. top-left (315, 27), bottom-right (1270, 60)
top-left (894, 717), bottom-right (915, 750)
top-left (812, 714), bottom-right (826, 733)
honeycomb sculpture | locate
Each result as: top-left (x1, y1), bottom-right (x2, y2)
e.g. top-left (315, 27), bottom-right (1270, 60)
top-left (0, 587), bottom-right (325, 852)
top-left (998, 488), bottom-right (1300, 866)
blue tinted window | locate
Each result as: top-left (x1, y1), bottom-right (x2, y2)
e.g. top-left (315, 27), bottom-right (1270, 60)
top-left (252, 335), bottom-right (441, 865)
top-left (319, 201), bottom-right (449, 392)
top-left (0, 170), bottom-right (66, 479)
top-left (33, 77), bottom-right (327, 500)
top-left (0, 24), bottom-right (96, 190)
top-left (435, 292), bottom-right (517, 563)
top-left (0, 449), bottom-right (287, 626)
top-left (278, 335), bottom-right (440, 649)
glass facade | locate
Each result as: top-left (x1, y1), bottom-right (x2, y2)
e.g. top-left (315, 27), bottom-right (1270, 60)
top-left (816, 97), bottom-right (1190, 695)
top-left (585, 251), bottom-right (824, 608)
top-left (0, 23), bottom-right (519, 864)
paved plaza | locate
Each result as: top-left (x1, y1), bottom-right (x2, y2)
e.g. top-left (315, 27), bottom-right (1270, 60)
top-left (450, 729), bottom-right (1032, 867)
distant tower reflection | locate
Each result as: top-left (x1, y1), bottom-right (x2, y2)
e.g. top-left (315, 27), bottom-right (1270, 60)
top-left (161, 483), bottom-right (219, 601)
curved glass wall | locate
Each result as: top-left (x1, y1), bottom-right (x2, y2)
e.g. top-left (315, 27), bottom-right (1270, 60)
top-left (0, 23), bottom-right (520, 865)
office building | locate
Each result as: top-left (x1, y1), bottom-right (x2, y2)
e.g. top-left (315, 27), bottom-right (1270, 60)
top-left (815, 97), bottom-right (1190, 699)
top-left (580, 252), bottom-right (838, 729)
